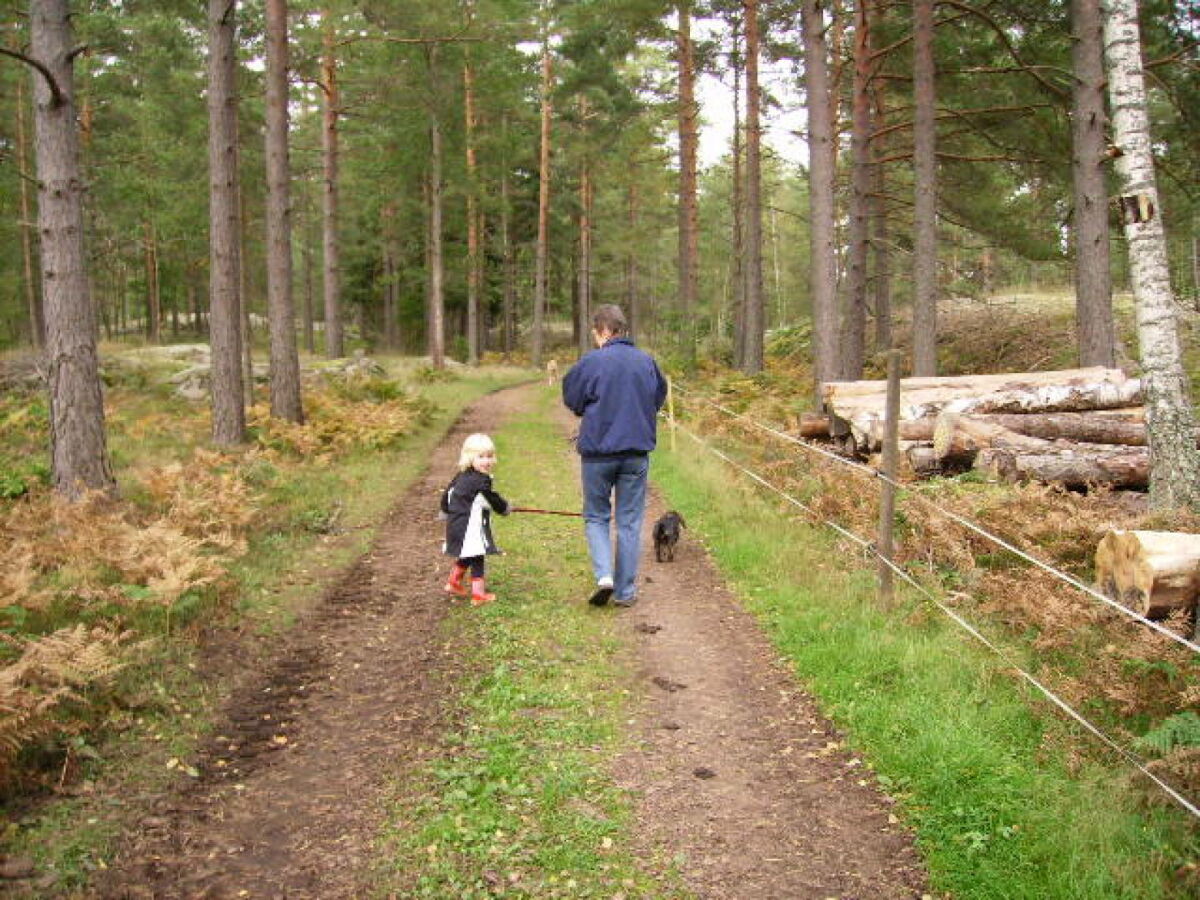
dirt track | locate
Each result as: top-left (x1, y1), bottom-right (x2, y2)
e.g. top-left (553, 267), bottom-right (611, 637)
top-left (88, 383), bottom-right (927, 899)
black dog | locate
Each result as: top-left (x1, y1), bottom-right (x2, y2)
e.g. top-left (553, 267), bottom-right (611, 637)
top-left (653, 511), bottom-right (687, 563)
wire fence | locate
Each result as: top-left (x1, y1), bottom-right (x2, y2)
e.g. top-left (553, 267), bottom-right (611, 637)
top-left (667, 381), bottom-right (1200, 822)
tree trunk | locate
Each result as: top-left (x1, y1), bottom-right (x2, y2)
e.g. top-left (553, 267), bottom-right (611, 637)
top-left (802, 0), bottom-right (838, 393)
top-left (869, 6), bottom-right (891, 352)
top-left (625, 178), bottom-right (640, 341)
top-left (381, 202), bottom-right (399, 351)
top-left (1095, 530), bottom-right (1200, 618)
top-left (932, 412), bottom-right (1054, 464)
top-left (463, 50), bottom-right (481, 365)
top-left (975, 445), bottom-right (1149, 489)
top-left (532, 39), bottom-right (552, 368)
top-left (842, 0), bottom-right (872, 378)
top-left (14, 63), bottom-right (44, 348)
top-left (320, 8), bottom-right (343, 359)
top-left (945, 410), bottom-right (1168, 445)
top-left (302, 211), bottom-right (315, 354)
top-left (143, 220), bottom-right (161, 343)
top-left (30, 0), bottom-right (115, 497)
top-left (730, 14), bottom-right (746, 368)
top-left (265, 0), bottom-right (303, 422)
top-left (1102, 0), bottom-right (1200, 511)
top-left (677, 1), bottom-right (699, 362)
top-left (500, 126), bottom-right (515, 357)
top-left (426, 61), bottom-right (446, 369)
top-left (741, 0), bottom-right (764, 374)
top-left (826, 367), bottom-right (1143, 449)
top-left (207, 0), bottom-right (246, 447)
top-left (1071, 0), bottom-right (1116, 367)
top-left (912, 0), bottom-right (938, 375)
top-left (577, 135), bottom-right (593, 357)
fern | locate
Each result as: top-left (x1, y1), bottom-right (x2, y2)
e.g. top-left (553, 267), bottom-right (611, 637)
top-left (1136, 712), bottom-right (1200, 755)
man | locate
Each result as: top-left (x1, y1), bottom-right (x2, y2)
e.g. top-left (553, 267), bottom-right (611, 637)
top-left (562, 304), bottom-right (668, 607)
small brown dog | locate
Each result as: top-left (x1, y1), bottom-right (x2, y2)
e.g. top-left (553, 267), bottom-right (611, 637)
top-left (546, 358), bottom-right (559, 384)
top-left (653, 511), bottom-right (686, 562)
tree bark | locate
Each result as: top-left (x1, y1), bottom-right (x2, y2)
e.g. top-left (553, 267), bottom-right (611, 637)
top-left (1071, 0), bottom-right (1116, 367)
top-left (842, 0), bottom-right (872, 378)
top-left (143, 220), bottom-right (161, 343)
top-left (677, 1), bottom-right (700, 362)
top-left (825, 367), bottom-right (1143, 449)
top-left (730, 14), bottom-right (747, 368)
top-left (463, 48), bottom-right (481, 365)
top-left (1102, 0), bottom-right (1200, 510)
top-left (975, 445), bottom-right (1149, 489)
top-left (207, 0), bottom-right (246, 447)
top-left (577, 128), bottom-right (593, 357)
top-left (532, 38), bottom-right (552, 368)
top-left (869, 6), bottom-right (891, 352)
top-left (426, 47), bottom-right (446, 369)
top-left (741, 0), bottom-right (765, 374)
top-left (1095, 530), bottom-right (1200, 618)
top-left (499, 117), bottom-right (515, 357)
top-left (265, 0), bottom-right (303, 422)
top-left (30, 0), bottom-right (115, 497)
top-left (802, 0), bottom-right (838, 393)
top-left (320, 8), bottom-right (343, 359)
top-left (14, 63), bottom-right (44, 348)
top-left (912, 0), bottom-right (938, 375)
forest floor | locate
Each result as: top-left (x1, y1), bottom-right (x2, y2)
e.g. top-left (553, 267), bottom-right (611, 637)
top-left (84, 382), bottom-right (928, 899)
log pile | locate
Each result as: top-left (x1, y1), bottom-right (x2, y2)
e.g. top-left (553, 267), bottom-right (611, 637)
top-left (810, 367), bottom-right (1168, 491)
top-left (1095, 530), bottom-right (1200, 618)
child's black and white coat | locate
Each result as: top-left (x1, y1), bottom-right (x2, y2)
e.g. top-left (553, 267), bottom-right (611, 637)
top-left (441, 469), bottom-right (509, 558)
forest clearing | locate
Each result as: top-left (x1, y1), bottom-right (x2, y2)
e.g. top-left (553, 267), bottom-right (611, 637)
top-left (3, 0), bottom-right (1200, 897)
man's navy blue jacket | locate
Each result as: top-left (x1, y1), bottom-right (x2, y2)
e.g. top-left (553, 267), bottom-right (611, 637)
top-left (562, 337), bottom-right (668, 458)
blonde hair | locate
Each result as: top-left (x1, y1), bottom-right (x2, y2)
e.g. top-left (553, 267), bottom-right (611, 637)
top-left (457, 433), bottom-right (496, 471)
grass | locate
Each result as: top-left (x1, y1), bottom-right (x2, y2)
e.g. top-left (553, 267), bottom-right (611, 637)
top-left (0, 352), bottom-right (532, 892)
top-left (374, 386), bottom-right (683, 899)
top-left (650, 432), bottom-right (1199, 899)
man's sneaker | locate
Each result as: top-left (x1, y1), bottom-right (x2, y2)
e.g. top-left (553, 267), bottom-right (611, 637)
top-left (613, 596), bottom-right (637, 608)
top-left (588, 578), bottom-right (614, 607)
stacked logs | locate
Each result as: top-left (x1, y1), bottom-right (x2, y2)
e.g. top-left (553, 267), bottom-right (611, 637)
top-left (1095, 530), bottom-right (1200, 619)
top-left (813, 367), bottom-right (1170, 490)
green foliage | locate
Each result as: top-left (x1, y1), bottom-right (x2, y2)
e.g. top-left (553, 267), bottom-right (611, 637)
top-left (1136, 713), bottom-right (1200, 755)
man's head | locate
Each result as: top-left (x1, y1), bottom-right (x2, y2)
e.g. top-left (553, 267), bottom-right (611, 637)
top-left (591, 304), bottom-right (628, 346)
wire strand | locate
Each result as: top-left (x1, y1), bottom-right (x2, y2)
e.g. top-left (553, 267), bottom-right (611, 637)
top-left (672, 420), bottom-right (1200, 822)
top-left (671, 384), bottom-right (1200, 655)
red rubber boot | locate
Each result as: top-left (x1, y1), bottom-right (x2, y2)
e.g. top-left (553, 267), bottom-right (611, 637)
top-left (444, 563), bottom-right (469, 597)
top-left (470, 577), bottom-right (496, 607)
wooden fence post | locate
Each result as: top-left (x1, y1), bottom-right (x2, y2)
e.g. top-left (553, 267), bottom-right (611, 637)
top-left (878, 349), bottom-right (903, 603)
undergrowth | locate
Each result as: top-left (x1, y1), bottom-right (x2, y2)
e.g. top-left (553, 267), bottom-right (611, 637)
top-left (0, 350), bottom-right (530, 890)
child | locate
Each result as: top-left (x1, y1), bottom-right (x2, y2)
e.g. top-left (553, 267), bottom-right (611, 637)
top-left (441, 433), bottom-right (510, 606)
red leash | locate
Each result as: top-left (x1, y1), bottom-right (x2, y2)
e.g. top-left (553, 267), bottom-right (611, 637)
top-left (511, 506), bottom-right (583, 518)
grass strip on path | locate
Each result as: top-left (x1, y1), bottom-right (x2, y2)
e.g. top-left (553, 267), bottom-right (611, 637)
top-left (375, 386), bottom-right (683, 899)
top-left (650, 436), bottom-right (1198, 900)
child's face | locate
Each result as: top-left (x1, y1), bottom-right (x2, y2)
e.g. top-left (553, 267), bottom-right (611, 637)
top-left (473, 450), bottom-right (496, 474)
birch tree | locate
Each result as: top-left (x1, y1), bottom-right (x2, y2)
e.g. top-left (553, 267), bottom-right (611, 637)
top-left (1101, 0), bottom-right (1200, 510)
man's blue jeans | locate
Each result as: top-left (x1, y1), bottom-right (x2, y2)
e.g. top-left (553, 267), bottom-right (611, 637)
top-left (581, 455), bottom-right (649, 604)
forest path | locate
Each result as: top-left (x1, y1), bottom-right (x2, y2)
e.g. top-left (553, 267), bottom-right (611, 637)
top-left (546, 402), bottom-right (928, 899)
top-left (92, 382), bottom-right (928, 899)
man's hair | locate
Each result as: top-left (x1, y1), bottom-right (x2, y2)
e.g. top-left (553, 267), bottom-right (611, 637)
top-left (592, 304), bottom-right (628, 337)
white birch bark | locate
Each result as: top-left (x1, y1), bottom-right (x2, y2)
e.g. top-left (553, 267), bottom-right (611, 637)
top-left (1102, 0), bottom-right (1200, 510)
